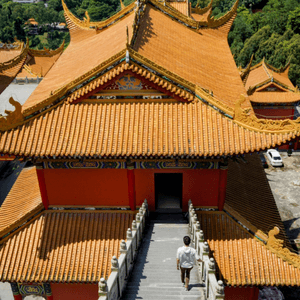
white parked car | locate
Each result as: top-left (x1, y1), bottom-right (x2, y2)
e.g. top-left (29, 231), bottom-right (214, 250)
top-left (266, 149), bottom-right (283, 167)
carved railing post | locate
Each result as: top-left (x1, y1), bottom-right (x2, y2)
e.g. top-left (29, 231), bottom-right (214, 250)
top-left (98, 278), bottom-right (108, 298)
top-left (216, 280), bottom-right (225, 299)
top-left (120, 240), bottom-right (127, 254)
top-left (111, 256), bottom-right (119, 272)
top-left (127, 228), bottom-right (132, 240)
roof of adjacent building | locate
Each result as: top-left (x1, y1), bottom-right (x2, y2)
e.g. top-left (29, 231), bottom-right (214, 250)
top-left (0, 166), bottom-right (43, 239)
top-left (225, 153), bottom-right (290, 247)
top-left (17, 43), bottom-right (65, 79)
top-left (0, 41), bottom-right (29, 95)
top-left (197, 211), bottom-right (300, 286)
top-left (242, 59), bottom-right (300, 104)
top-left (0, 211), bottom-right (134, 283)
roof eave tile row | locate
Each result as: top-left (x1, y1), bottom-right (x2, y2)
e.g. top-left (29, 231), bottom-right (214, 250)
top-left (0, 101), bottom-right (295, 159)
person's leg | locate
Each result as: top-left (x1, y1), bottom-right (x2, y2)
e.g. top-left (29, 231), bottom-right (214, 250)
top-left (180, 267), bottom-right (185, 284)
top-left (185, 267), bottom-right (193, 290)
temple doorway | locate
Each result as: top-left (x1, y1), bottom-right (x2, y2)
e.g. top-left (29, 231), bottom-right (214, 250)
top-left (155, 173), bottom-right (182, 211)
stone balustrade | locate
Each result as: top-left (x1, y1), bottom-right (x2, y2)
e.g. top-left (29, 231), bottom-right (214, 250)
top-left (188, 199), bottom-right (225, 300)
top-left (98, 199), bottom-right (148, 300)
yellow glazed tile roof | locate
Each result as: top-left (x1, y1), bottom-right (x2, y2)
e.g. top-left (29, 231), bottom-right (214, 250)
top-left (133, 5), bottom-right (251, 110)
top-left (169, 1), bottom-right (189, 16)
top-left (0, 101), bottom-right (297, 158)
top-left (17, 44), bottom-right (65, 78)
top-left (251, 91), bottom-right (300, 104)
top-left (0, 211), bottom-right (134, 283)
top-left (197, 211), bottom-right (300, 286)
top-left (0, 167), bottom-right (43, 239)
top-left (21, 12), bottom-right (135, 112)
top-left (225, 154), bottom-right (290, 246)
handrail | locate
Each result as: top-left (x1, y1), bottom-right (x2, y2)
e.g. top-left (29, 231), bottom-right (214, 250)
top-left (98, 200), bottom-right (148, 300)
top-left (188, 200), bottom-right (225, 300)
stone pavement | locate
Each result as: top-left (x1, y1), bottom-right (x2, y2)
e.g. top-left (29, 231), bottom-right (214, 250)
top-left (0, 282), bottom-right (13, 300)
top-left (121, 212), bottom-right (205, 300)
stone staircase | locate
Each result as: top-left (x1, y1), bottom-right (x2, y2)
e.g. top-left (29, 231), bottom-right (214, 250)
top-left (121, 212), bottom-right (205, 300)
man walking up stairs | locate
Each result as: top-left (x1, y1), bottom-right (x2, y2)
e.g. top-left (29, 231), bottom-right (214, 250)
top-left (121, 213), bottom-right (205, 300)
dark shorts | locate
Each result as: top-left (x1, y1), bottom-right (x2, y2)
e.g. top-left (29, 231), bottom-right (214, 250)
top-left (180, 267), bottom-right (193, 282)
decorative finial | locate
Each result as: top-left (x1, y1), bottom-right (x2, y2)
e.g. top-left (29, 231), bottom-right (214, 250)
top-left (126, 49), bottom-right (130, 63)
top-left (111, 256), bottom-right (119, 271)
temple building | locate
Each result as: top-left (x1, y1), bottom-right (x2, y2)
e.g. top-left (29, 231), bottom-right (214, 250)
top-left (240, 57), bottom-right (300, 149)
top-left (0, 0), bottom-right (300, 299)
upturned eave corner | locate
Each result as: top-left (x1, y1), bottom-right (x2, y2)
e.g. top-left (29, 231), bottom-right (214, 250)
top-left (267, 226), bottom-right (300, 269)
top-left (62, 0), bottom-right (135, 34)
top-left (193, 0), bottom-right (213, 15)
top-left (28, 40), bottom-right (65, 57)
top-left (233, 94), bottom-right (300, 135)
top-left (205, 0), bottom-right (239, 30)
top-left (0, 39), bottom-right (29, 73)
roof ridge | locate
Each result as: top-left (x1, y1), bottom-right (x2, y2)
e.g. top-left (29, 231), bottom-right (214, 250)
top-left (28, 40), bottom-right (65, 57)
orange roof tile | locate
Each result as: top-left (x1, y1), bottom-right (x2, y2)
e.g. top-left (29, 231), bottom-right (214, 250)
top-left (245, 61), bottom-right (295, 92)
top-left (0, 211), bottom-right (134, 282)
top-left (17, 43), bottom-right (65, 78)
top-left (0, 101), bottom-right (297, 158)
top-left (133, 4), bottom-right (251, 111)
top-left (0, 167), bottom-right (43, 239)
top-left (251, 90), bottom-right (300, 103)
top-left (169, 1), bottom-right (189, 16)
top-left (0, 42), bottom-right (28, 94)
top-left (225, 153), bottom-right (290, 247)
top-left (22, 12), bottom-right (135, 112)
top-left (197, 211), bottom-right (300, 286)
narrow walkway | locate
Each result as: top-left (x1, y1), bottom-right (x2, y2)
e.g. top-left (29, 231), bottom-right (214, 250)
top-left (121, 213), bottom-right (205, 300)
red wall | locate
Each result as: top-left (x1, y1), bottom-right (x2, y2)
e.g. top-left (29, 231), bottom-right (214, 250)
top-left (43, 168), bottom-right (221, 211)
top-left (44, 169), bottom-right (129, 206)
top-left (225, 286), bottom-right (259, 300)
top-left (254, 108), bottom-right (294, 120)
top-left (135, 169), bottom-right (220, 211)
top-left (51, 283), bottom-right (98, 300)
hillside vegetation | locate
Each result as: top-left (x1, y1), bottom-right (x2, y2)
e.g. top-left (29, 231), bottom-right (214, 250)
top-left (0, 0), bottom-right (299, 87)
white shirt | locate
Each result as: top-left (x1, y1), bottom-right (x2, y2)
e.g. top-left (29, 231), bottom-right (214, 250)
top-left (177, 246), bottom-right (199, 268)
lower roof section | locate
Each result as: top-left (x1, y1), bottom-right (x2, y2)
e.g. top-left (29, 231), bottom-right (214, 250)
top-left (0, 211), bottom-right (134, 283)
top-left (0, 166), bottom-right (43, 239)
top-left (0, 101), bottom-right (295, 159)
top-left (197, 211), bottom-right (300, 286)
top-left (225, 154), bottom-right (289, 247)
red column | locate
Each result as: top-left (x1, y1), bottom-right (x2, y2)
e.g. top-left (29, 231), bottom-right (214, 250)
top-left (46, 296), bottom-right (54, 300)
top-left (36, 167), bottom-right (49, 210)
top-left (13, 296), bottom-right (22, 300)
top-left (294, 137), bottom-right (299, 150)
top-left (250, 286), bottom-right (260, 299)
top-left (218, 169), bottom-right (228, 211)
top-left (127, 168), bottom-right (136, 211)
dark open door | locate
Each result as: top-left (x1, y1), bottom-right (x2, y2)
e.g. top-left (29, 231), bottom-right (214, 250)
top-left (155, 173), bottom-right (182, 211)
